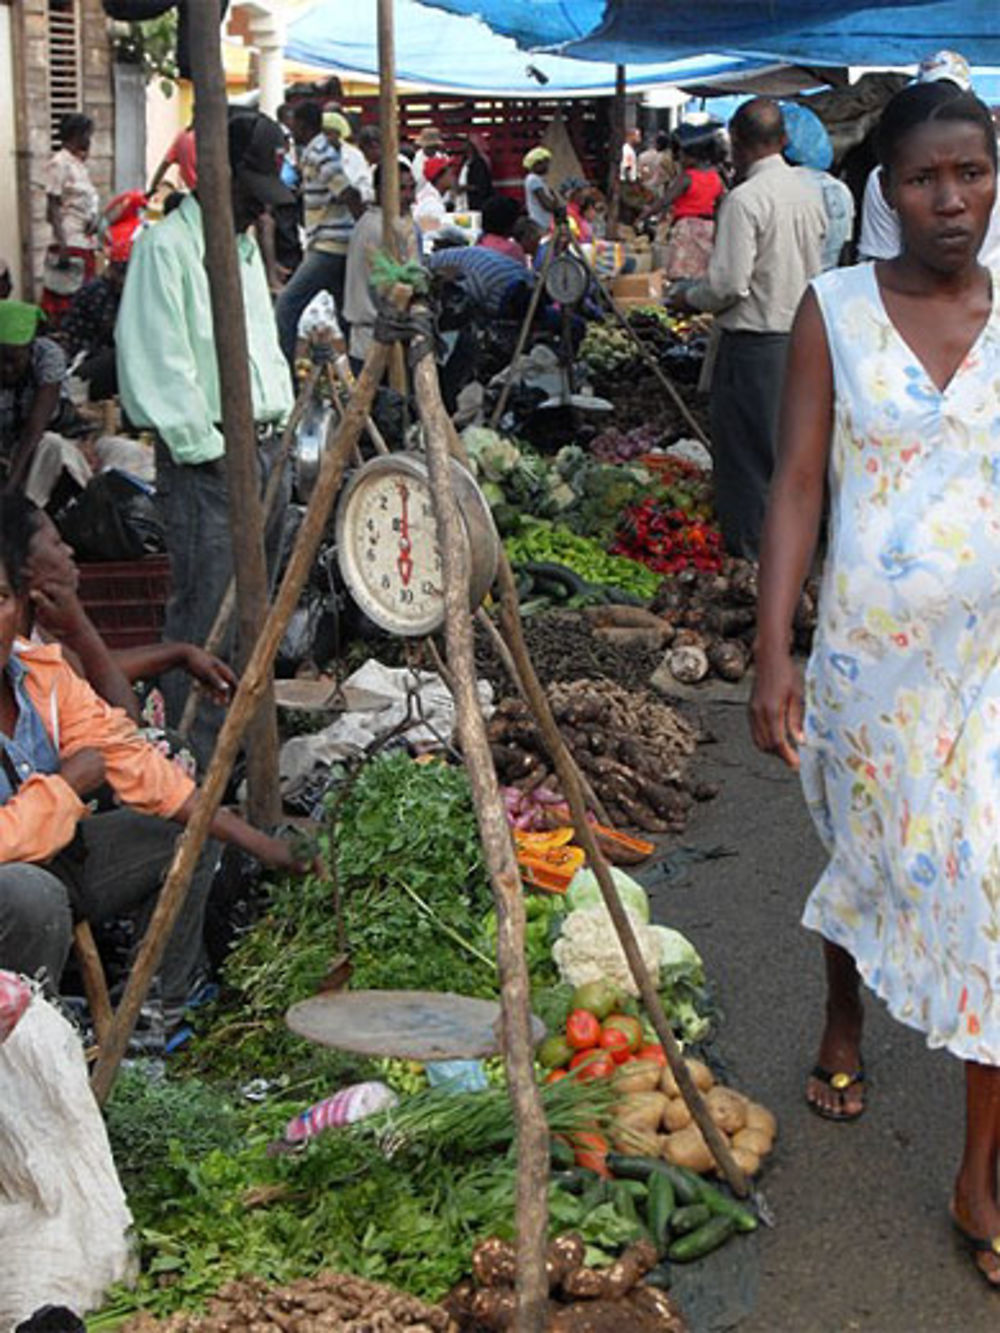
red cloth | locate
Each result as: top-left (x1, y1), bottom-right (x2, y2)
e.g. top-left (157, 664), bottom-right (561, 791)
top-left (166, 128), bottom-right (198, 189)
top-left (479, 233), bottom-right (528, 265)
top-left (39, 247), bottom-right (97, 326)
top-left (672, 168), bottom-right (724, 220)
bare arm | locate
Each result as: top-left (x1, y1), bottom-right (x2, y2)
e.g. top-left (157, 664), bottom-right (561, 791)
top-left (5, 382), bottom-right (61, 493)
top-left (172, 792), bottom-right (307, 872)
top-left (749, 287), bottom-right (833, 768)
top-left (114, 642), bottom-right (237, 705)
top-left (46, 195), bottom-right (68, 255)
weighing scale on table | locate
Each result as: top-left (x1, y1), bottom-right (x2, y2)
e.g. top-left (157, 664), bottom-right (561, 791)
top-left (537, 251), bottom-right (613, 416)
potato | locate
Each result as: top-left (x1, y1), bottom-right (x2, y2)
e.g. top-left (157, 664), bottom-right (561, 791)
top-left (729, 1145), bottom-right (761, 1177)
top-left (745, 1101), bottom-right (778, 1140)
top-left (616, 1090), bottom-right (669, 1131)
top-left (659, 1064), bottom-right (679, 1098)
top-left (684, 1057), bottom-right (715, 1092)
top-left (662, 1097), bottom-right (692, 1132)
top-left (732, 1126), bottom-right (773, 1157)
top-left (704, 1086), bottom-right (748, 1135)
top-left (614, 1061), bottom-right (662, 1095)
top-left (663, 1124), bottom-right (714, 1174)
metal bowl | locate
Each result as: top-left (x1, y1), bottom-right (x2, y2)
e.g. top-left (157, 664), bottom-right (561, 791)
top-left (293, 400), bottom-right (335, 503)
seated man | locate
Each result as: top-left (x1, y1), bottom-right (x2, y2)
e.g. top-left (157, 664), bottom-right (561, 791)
top-left (0, 493), bottom-right (310, 1036)
top-left (0, 301), bottom-right (90, 508)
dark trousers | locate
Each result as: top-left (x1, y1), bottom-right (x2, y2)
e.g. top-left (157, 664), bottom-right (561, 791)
top-left (274, 249), bottom-right (348, 365)
top-left (154, 432), bottom-right (291, 764)
top-left (0, 809), bottom-right (217, 1009)
top-left (709, 329), bottom-right (791, 560)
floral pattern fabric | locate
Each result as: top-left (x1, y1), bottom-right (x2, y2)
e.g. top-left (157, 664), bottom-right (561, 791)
top-left (802, 261), bottom-right (1000, 1064)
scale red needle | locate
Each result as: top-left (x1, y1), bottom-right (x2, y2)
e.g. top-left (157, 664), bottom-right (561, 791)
top-left (396, 481), bottom-right (413, 586)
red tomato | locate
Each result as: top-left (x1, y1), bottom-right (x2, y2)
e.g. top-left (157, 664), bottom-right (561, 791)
top-left (598, 1027), bottom-right (633, 1064)
top-left (602, 1013), bottom-right (643, 1053)
top-left (545, 1068), bottom-right (570, 1084)
top-left (636, 1043), bottom-right (667, 1066)
top-left (570, 1050), bottom-right (616, 1081)
top-left (565, 1008), bottom-right (602, 1051)
top-left (574, 1150), bottom-right (612, 1177)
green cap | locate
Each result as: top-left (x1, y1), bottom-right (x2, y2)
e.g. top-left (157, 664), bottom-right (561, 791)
top-left (0, 301), bottom-right (43, 347)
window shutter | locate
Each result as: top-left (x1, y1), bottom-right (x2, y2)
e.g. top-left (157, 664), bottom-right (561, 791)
top-left (47, 0), bottom-right (82, 150)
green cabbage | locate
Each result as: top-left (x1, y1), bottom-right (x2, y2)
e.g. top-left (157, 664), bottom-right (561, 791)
top-left (566, 867), bottom-right (650, 922)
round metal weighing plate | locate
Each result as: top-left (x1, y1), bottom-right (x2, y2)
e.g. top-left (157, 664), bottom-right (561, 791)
top-left (335, 453), bottom-right (499, 637)
top-left (545, 253), bottom-right (589, 305)
top-left (293, 399), bottom-right (334, 503)
top-left (286, 989), bottom-right (546, 1060)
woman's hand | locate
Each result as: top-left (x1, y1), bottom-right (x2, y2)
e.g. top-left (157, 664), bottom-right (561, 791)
top-left (29, 579), bottom-right (89, 643)
top-left (184, 646), bottom-right (238, 706)
top-left (252, 834), bottom-right (324, 878)
top-left (749, 650), bottom-right (805, 769)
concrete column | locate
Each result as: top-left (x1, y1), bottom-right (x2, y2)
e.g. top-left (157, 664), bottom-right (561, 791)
top-left (244, 7), bottom-right (286, 118)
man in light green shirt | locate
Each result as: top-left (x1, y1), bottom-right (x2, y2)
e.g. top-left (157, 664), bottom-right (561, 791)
top-left (116, 108), bottom-right (295, 757)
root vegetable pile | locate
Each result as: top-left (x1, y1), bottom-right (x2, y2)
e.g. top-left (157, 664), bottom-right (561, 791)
top-left (120, 1271), bottom-right (454, 1332)
top-left (443, 1235), bottom-right (687, 1332)
top-left (475, 611), bottom-right (668, 694)
top-left (488, 680), bottom-right (715, 835)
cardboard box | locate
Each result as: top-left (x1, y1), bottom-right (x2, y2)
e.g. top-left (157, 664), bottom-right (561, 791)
top-left (610, 270), bottom-right (664, 307)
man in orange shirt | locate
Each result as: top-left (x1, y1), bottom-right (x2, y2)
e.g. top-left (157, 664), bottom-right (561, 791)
top-left (0, 494), bottom-right (309, 1036)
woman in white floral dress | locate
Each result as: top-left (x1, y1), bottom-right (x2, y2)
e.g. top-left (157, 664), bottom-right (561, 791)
top-left (752, 82), bottom-right (1000, 1282)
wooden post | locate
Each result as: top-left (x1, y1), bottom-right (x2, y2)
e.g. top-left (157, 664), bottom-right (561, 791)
top-left (186, 3), bottom-right (281, 826)
top-left (377, 0), bottom-right (407, 393)
top-left (89, 343), bottom-right (391, 1107)
top-left (607, 64), bottom-right (626, 240)
top-left (412, 346), bottom-right (549, 1331)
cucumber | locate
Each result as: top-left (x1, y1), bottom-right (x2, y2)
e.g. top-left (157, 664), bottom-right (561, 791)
top-left (614, 1178), bottom-right (649, 1199)
top-left (669, 1203), bottom-right (711, 1235)
top-left (643, 1261), bottom-right (673, 1291)
top-left (695, 1179), bottom-right (759, 1233)
top-left (611, 1180), bottom-right (642, 1228)
top-left (645, 1170), bottom-right (675, 1252)
top-left (605, 1153), bottom-right (669, 1182)
top-left (667, 1215), bottom-right (736, 1263)
top-left (550, 1138), bottom-right (575, 1171)
top-left (657, 1164), bottom-right (703, 1207)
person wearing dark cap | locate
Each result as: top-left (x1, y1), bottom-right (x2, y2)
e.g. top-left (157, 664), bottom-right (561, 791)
top-left (115, 108), bottom-right (294, 759)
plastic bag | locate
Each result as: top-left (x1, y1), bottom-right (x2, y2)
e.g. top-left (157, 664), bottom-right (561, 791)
top-left (56, 469), bottom-right (164, 561)
top-left (0, 996), bottom-right (135, 1329)
top-left (0, 972), bottom-right (31, 1045)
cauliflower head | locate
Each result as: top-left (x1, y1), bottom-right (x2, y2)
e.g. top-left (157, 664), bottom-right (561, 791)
top-left (551, 905), bottom-right (662, 996)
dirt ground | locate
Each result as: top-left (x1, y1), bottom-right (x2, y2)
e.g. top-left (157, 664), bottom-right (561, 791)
top-left (646, 697), bottom-right (1000, 1333)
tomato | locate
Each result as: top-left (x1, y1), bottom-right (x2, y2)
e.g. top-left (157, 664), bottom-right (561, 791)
top-left (602, 1013), bottom-right (643, 1053)
top-left (598, 1027), bottom-right (633, 1064)
top-left (544, 1068), bottom-right (570, 1084)
top-left (569, 1050), bottom-right (616, 1081)
top-left (538, 1034), bottom-right (574, 1069)
top-left (636, 1043), bottom-right (667, 1066)
top-left (574, 1150), bottom-right (612, 1177)
top-left (565, 1008), bottom-right (602, 1051)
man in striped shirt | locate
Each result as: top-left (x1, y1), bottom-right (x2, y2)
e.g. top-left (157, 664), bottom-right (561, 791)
top-left (424, 243), bottom-right (535, 320)
top-left (275, 102), bottom-right (361, 365)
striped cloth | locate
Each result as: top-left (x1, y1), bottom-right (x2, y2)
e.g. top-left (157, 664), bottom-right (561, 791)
top-left (424, 245), bottom-right (533, 317)
top-left (301, 133), bottom-right (354, 255)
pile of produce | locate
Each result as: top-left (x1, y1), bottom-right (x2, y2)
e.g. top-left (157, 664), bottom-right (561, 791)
top-left (506, 521), bottom-right (661, 606)
top-left (487, 680), bottom-right (712, 835)
top-left (589, 423), bottom-right (666, 464)
top-left (612, 496), bottom-right (723, 577)
top-left (118, 1272), bottom-right (453, 1332)
top-left (476, 611), bottom-right (667, 694)
top-left (443, 1235), bottom-right (687, 1331)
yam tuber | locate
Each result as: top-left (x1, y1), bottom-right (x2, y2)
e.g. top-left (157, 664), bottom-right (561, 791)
top-left (668, 645), bottom-right (709, 684)
top-left (471, 1236), bottom-right (517, 1288)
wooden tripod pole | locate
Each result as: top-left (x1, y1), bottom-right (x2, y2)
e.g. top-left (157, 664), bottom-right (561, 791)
top-left (377, 0), bottom-right (407, 394)
top-left (187, 3), bottom-right (280, 826)
top-left (412, 346), bottom-right (549, 1331)
top-left (90, 342), bottom-right (391, 1106)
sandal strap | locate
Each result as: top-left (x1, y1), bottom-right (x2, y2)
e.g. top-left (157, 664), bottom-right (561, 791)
top-left (811, 1064), bottom-right (865, 1092)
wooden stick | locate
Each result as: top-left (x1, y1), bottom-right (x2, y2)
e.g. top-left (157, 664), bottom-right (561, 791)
top-left (178, 364), bottom-right (321, 740)
top-left (73, 921), bottom-right (112, 1048)
top-left (188, 2), bottom-right (280, 826)
top-left (488, 238), bottom-right (556, 431)
top-left (412, 346), bottom-right (549, 1331)
top-left (89, 342), bottom-right (391, 1107)
top-left (607, 64), bottom-right (626, 240)
top-left (377, 0), bottom-right (407, 396)
top-left (494, 557), bottom-right (750, 1196)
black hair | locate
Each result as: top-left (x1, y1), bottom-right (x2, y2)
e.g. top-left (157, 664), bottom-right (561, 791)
top-left (655, 131), bottom-right (671, 152)
top-left (59, 113), bottom-right (93, 145)
top-left (482, 194), bottom-right (521, 237)
top-left (730, 98), bottom-right (785, 148)
top-left (877, 82), bottom-right (998, 178)
top-left (292, 100), bottom-right (322, 136)
top-left (0, 494), bottom-right (42, 595)
top-left (358, 125), bottom-right (381, 147)
top-left (372, 160), bottom-right (412, 194)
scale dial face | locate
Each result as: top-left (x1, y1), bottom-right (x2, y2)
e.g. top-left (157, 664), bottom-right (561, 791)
top-left (337, 457), bottom-right (457, 636)
top-left (545, 253), bottom-right (589, 305)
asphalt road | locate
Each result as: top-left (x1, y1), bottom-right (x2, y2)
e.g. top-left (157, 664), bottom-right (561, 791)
top-left (646, 698), bottom-right (998, 1333)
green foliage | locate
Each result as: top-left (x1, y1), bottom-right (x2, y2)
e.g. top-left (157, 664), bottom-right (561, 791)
top-left (113, 13), bottom-right (180, 96)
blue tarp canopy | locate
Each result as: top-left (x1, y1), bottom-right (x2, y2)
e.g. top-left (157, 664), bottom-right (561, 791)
top-left (285, 1), bottom-right (783, 95)
top-left (418, 0), bottom-right (1000, 68)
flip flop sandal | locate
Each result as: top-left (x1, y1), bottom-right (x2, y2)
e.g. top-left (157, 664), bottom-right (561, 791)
top-left (951, 1213), bottom-right (1000, 1287)
top-left (806, 1063), bottom-right (866, 1122)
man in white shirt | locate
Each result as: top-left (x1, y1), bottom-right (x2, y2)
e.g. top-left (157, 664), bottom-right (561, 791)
top-left (669, 99), bottom-right (826, 558)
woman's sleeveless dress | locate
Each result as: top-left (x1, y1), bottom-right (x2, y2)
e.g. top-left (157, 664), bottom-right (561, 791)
top-left (802, 262), bottom-right (1000, 1063)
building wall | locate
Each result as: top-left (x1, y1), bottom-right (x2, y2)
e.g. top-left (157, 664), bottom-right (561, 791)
top-left (16, 0), bottom-right (115, 298)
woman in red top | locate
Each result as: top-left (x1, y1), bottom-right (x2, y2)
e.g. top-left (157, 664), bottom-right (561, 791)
top-left (660, 132), bottom-right (726, 280)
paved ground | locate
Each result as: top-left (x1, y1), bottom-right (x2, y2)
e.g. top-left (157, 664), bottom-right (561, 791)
top-left (646, 698), bottom-right (998, 1333)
